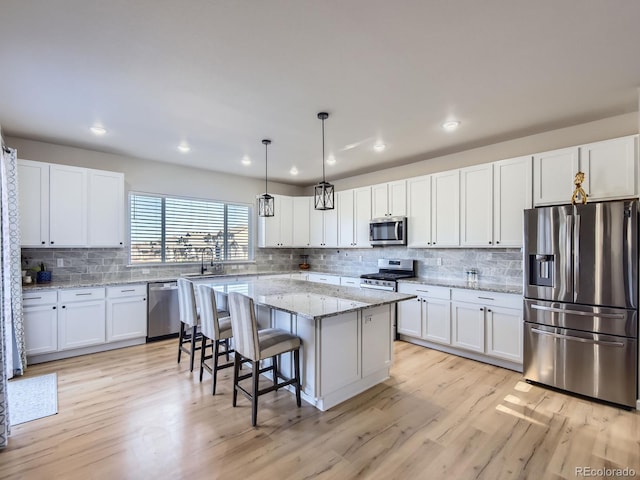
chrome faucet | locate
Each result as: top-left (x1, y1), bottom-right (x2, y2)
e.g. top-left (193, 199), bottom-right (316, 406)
top-left (200, 247), bottom-right (215, 274)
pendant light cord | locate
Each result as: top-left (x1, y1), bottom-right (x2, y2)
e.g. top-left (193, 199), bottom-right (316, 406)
top-left (262, 138), bottom-right (271, 195)
top-left (321, 117), bottom-right (326, 182)
top-left (265, 142), bottom-right (268, 194)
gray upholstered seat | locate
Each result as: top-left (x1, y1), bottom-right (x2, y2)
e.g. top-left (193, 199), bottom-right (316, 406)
top-left (177, 278), bottom-right (201, 372)
top-left (227, 292), bottom-right (302, 426)
top-left (197, 284), bottom-right (234, 394)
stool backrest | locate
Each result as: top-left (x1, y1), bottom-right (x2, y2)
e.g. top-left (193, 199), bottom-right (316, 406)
top-left (177, 278), bottom-right (198, 327)
top-left (197, 284), bottom-right (225, 340)
top-left (228, 292), bottom-right (260, 361)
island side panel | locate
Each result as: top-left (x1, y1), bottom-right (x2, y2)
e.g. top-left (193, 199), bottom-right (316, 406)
top-left (362, 304), bottom-right (394, 377)
top-left (319, 312), bottom-right (361, 395)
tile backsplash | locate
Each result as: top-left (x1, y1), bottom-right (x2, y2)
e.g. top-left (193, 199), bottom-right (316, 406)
top-left (21, 246), bottom-right (523, 287)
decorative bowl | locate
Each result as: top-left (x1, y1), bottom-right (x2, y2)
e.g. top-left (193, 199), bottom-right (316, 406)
top-left (299, 263), bottom-right (310, 270)
top-left (36, 271), bottom-right (52, 283)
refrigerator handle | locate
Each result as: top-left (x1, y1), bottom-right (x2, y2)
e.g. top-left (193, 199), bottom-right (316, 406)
top-left (573, 214), bottom-right (580, 302)
top-left (565, 221), bottom-right (573, 293)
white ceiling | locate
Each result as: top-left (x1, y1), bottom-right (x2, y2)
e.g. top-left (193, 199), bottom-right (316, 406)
top-left (1, 1), bottom-right (639, 185)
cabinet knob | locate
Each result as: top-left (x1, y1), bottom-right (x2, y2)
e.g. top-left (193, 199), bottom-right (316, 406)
top-left (52, 306), bottom-right (56, 310)
top-left (487, 309), bottom-right (492, 312)
top-left (41, 241), bottom-right (46, 245)
top-left (143, 298), bottom-right (146, 301)
top-left (496, 241), bottom-right (500, 244)
top-left (62, 305), bottom-right (66, 309)
top-left (50, 241), bottom-right (54, 245)
top-left (488, 241), bottom-right (492, 244)
top-left (120, 242), bottom-right (123, 245)
top-left (480, 307), bottom-right (484, 311)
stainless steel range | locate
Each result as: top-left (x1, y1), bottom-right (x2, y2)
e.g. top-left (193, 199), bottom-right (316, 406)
top-left (360, 259), bottom-right (415, 292)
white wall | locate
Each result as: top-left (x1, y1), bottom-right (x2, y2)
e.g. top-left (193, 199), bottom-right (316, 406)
top-left (5, 136), bottom-right (305, 204)
top-left (307, 112), bottom-right (639, 192)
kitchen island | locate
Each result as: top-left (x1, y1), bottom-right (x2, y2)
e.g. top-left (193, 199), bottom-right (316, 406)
top-left (201, 278), bottom-right (416, 411)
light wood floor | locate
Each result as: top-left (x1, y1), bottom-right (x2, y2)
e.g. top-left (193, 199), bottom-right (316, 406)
top-left (2, 340), bottom-right (639, 480)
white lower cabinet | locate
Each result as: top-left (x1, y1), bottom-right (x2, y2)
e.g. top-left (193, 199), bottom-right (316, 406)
top-left (24, 284), bottom-right (148, 362)
top-left (23, 291), bottom-right (58, 355)
top-left (397, 284), bottom-right (451, 344)
top-left (106, 284), bottom-right (147, 342)
top-left (451, 288), bottom-right (523, 363)
top-left (58, 288), bottom-right (106, 350)
top-left (451, 301), bottom-right (485, 353)
top-left (398, 283), bottom-right (523, 369)
top-left (485, 306), bottom-right (523, 363)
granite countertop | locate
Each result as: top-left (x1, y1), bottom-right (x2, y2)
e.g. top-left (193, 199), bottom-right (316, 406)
top-left (205, 278), bottom-right (416, 320)
top-left (20, 270), bottom-right (299, 292)
top-left (398, 278), bottom-right (522, 295)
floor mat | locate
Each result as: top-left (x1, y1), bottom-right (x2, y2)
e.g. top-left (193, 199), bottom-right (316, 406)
top-left (7, 373), bottom-right (58, 425)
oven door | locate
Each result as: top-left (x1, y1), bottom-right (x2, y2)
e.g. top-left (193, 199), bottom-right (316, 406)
top-left (369, 217), bottom-right (406, 246)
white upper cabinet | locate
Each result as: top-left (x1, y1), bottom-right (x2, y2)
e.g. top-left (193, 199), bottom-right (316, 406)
top-left (88, 170), bottom-right (125, 247)
top-left (338, 187), bottom-right (372, 247)
top-left (431, 170), bottom-right (460, 247)
top-left (258, 194), bottom-right (294, 247)
top-left (371, 180), bottom-right (406, 218)
top-left (310, 200), bottom-right (338, 248)
top-left (460, 164), bottom-right (493, 247)
top-left (533, 135), bottom-right (638, 206)
top-left (533, 146), bottom-right (579, 206)
top-left (18, 159), bottom-right (124, 248)
top-left (49, 164), bottom-right (88, 247)
top-left (579, 135), bottom-right (637, 201)
top-left (493, 156), bottom-right (532, 247)
top-left (17, 159), bottom-right (50, 247)
top-left (292, 196), bottom-right (310, 247)
top-left (407, 175), bottom-right (432, 247)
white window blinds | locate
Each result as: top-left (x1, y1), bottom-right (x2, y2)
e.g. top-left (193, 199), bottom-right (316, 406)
top-left (129, 193), bottom-right (252, 264)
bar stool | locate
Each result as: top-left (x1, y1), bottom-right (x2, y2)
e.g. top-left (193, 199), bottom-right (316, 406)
top-left (227, 292), bottom-right (302, 427)
top-left (177, 278), bottom-right (201, 372)
top-left (197, 284), bottom-right (234, 394)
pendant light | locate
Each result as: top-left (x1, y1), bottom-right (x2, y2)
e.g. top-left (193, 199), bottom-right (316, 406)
top-left (314, 112), bottom-right (335, 210)
top-left (258, 139), bottom-right (274, 217)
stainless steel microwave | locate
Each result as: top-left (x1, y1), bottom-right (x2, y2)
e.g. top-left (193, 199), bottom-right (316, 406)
top-left (369, 217), bottom-right (407, 246)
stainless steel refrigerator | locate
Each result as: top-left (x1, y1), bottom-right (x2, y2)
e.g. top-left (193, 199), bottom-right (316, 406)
top-left (523, 200), bottom-right (638, 408)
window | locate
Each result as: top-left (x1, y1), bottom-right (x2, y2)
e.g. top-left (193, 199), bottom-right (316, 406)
top-left (129, 193), bottom-right (252, 264)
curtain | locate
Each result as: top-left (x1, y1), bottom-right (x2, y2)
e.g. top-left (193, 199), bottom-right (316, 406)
top-left (0, 142), bottom-right (25, 448)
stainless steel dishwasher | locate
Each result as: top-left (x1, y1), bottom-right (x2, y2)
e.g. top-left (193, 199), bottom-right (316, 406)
top-left (147, 281), bottom-right (180, 341)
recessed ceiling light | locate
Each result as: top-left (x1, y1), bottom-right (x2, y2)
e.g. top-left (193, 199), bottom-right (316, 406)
top-left (326, 154), bottom-right (336, 165)
top-left (177, 144), bottom-right (191, 153)
top-left (442, 120), bottom-right (461, 131)
top-left (343, 143), bottom-right (358, 150)
top-left (241, 155), bottom-right (251, 166)
top-left (289, 167), bottom-right (299, 176)
top-left (373, 142), bottom-right (386, 152)
top-left (90, 125), bottom-right (106, 135)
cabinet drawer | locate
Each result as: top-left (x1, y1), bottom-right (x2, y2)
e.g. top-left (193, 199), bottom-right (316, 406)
top-left (340, 276), bottom-right (361, 287)
top-left (23, 290), bottom-right (58, 306)
top-left (451, 288), bottom-right (521, 309)
top-left (59, 287), bottom-right (106, 303)
top-left (307, 273), bottom-right (341, 285)
top-left (107, 284), bottom-right (146, 298)
top-left (397, 283), bottom-right (450, 300)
